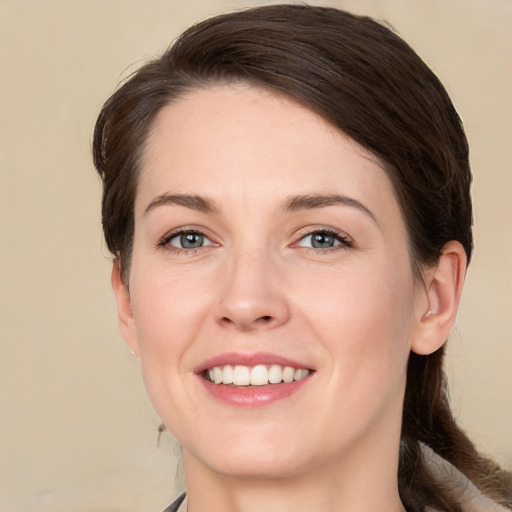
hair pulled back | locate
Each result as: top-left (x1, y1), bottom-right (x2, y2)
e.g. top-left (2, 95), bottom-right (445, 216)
top-left (93, 5), bottom-right (511, 511)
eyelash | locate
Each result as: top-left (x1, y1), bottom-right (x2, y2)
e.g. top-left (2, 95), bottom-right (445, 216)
top-left (293, 227), bottom-right (352, 253)
top-left (157, 227), bottom-right (352, 255)
top-left (157, 227), bottom-right (214, 254)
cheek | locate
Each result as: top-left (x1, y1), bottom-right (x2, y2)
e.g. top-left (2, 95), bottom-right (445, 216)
top-left (129, 264), bottom-right (214, 355)
top-left (297, 267), bottom-right (414, 438)
top-left (127, 270), bottom-right (214, 432)
top-left (297, 262), bottom-right (415, 375)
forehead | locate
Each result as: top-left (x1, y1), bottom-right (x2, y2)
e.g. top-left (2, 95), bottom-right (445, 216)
top-left (136, 83), bottom-right (397, 217)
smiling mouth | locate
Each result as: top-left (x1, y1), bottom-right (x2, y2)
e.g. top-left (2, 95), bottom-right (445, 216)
top-left (204, 364), bottom-right (311, 386)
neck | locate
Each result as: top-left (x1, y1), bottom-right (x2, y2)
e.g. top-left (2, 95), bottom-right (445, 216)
top-left (182, 432), bottom-right (406, 512)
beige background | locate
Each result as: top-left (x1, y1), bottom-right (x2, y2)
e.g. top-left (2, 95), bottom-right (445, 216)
top-left (0, 1), bottom-right (510, 511)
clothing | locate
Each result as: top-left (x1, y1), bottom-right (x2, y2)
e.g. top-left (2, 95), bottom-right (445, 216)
top-left (163, 489), bottom-right (508, 512)
top-left (161, 450), bottom-right (510, 512)
top-left (162, 492), bottom-right (186, 512)
top-left (422, 445), bottom-right (510, 512)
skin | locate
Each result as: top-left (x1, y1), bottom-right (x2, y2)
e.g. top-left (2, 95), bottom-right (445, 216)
top-left (112, 83), bottom-right (466, 512)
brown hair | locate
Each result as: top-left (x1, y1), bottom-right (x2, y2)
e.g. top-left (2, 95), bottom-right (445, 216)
top-left (93, 4), bottom-right (511, 511)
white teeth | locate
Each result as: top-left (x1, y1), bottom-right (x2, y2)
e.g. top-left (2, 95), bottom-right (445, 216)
top-left (213, 366), bottom-right (223, 384)
top-left (282, 366), bottom-right (295, 383)
top-left (268, 364), bottom-right (283, 384)
top-left (294, 368), bottom-right (309, 381)
top-left (232, 365), bottom-right (250, 386)
top-left (222, 364), bottom-right (233, 384)
top-left (250, 365), bottom-right (269, 386)
top-left (206, 364), bottom-right (310, 386)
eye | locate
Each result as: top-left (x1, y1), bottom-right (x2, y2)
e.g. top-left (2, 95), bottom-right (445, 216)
top-left (164, 230), bottom-right (214, 250)
top-left (296, 230), bottom-right (351, 250)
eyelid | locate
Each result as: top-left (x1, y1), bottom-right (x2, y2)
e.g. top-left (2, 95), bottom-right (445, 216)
top-left (156, 226), bottom-right (217, 252)
top-left (156, 225), bottom-right (352, 253)
top-left (169, 232), bottom-right (214, 249)
top-left (292, 226), bottom-right (353, 249)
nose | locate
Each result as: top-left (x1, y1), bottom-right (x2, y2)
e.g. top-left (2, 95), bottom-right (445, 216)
top-left (214, 249), bottom-right (290, 331)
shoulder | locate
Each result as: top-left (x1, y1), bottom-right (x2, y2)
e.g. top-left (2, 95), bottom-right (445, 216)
top-left (422, 445), bottom-right (510, 512)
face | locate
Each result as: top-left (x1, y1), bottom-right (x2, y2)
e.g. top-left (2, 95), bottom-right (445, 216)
top-left (116, 84), bottom-right (430, 481)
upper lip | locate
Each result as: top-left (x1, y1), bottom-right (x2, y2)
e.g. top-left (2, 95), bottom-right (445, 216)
top-left (194, 352), bottom-right (314, 374)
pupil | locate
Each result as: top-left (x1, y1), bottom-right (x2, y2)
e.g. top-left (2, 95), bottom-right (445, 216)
top-left (312, 233), bottom-right (334, 248)
top-left (181, 233), bottom-right (203, 248)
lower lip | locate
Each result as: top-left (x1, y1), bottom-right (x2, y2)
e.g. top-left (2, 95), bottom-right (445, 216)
top-left (199, 376), bottom-right (311, 407)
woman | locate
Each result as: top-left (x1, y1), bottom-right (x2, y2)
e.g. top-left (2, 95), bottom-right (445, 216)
top-left (92, 4), bottom-right (511, 512)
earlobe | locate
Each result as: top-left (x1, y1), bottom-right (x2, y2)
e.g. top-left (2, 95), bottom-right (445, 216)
top-left (111, 262), bottom-right (139, 356)
top-left (411, 241), bottom-right (467, 355)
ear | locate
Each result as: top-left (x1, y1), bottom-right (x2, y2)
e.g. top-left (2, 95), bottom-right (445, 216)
top-left (411, 241), bottom-right (467, 355)
top-left (111, 262), bottom-right (139, 356)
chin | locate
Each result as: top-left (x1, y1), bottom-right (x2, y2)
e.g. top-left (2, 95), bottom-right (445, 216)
top-left (204, 453), bottom-right (311, 480)
top-left (183, 432), bottom-right (315, 480)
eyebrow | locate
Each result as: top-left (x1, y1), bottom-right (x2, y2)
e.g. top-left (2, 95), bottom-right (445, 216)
top-left (144, 193), bottom-right (219, 215)
top-left (282, 193), bottom-right (377, 223)
top-left (144, 192), bottom-right (376, 223)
